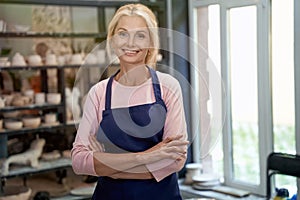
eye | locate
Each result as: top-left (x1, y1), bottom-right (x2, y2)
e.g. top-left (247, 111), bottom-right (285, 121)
top-left (135, 32), bottom-right (146, 40)
top-left (118, 31), bottom-right (129, 39)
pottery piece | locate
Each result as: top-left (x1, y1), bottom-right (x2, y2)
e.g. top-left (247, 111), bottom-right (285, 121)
top-left (12, 52), bottom-right (26, 66)
top-left (4, 120), bottom-right (23, 130)
top-left (0, 57), bottom-right (9, 67)
top-left (46, 93), bottom-right (61, 104)
top-left (1, 95), bottom-right (14, 106)
top-left (70, 53), bottom-right (82, 65)
top-left (41, 150), bottom-right (61, 161)
top-left (45, 54), bottom-right (57, 65)
top-left (22, 116), bottom-right (41, 128)
top-left (185, 163), bottom-right (203, 185)
top-left (1, 138), bottom-right (45, 175)
top-left (44, 113), bottom-right (57, 124)
top-left (35, 92), bottom-right (45, 104)
top-left (2, 111), bottom-right (20, 118)
top-left (0, 97), bottom-right (6, 108)
top-left (28, 54), bottom-right (42, 66)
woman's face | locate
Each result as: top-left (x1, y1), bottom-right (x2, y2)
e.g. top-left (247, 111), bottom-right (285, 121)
top-left (112, 15), bottom-right (151, 66)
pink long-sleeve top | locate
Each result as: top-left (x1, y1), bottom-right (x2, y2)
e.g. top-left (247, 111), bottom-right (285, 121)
top-left (71, 70), bottom-right (188, 182)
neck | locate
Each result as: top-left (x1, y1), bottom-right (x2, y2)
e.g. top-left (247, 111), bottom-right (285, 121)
top-left (116, 64), bottom-right (150, 86)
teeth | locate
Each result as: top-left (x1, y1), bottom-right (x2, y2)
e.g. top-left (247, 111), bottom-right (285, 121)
top-left (124, 49), bottom-right (138, 53)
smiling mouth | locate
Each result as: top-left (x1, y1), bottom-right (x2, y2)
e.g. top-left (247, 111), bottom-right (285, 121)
top-left (122, 49), bottom-right (140, 55)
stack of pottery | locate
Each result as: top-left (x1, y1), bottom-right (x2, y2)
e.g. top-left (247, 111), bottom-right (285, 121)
top-left (184, 163), bottom-right (203, 185)
top-left (192, 173), bottom-right (221, 190)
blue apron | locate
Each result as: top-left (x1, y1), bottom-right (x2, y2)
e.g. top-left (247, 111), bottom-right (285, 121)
top-left (93, 67), bottom-right (182, 200)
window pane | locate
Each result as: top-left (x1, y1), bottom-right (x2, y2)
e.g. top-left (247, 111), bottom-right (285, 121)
top-left (196, 5), bottom-right (223, 176)
top-left (271, 0), bottom-right (296, 195)
top-left (229, 6), bottom-right (259, 184)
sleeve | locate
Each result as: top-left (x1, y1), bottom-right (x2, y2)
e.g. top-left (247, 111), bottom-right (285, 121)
top-left (146, 75), bottom-right (188, 182)
top-left (71, 84), bottom-right (103, 176)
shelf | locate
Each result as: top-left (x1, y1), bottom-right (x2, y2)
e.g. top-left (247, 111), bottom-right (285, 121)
top-left (0, 103), bottom-right (63, 112)
top-left (0, 63), bottom-right (104, 70)
top-left (0, 32), bottom-right (106, 38)
top-left (0, 123), bottom-right (75, 137)
top-left (0, 158), bottom-right (72, 180)
top-left (0, 121), bottom-right (79, 137)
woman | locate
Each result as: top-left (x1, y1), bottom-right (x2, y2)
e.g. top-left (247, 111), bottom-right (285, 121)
top-left (71, 3), bottom-right (189, 199)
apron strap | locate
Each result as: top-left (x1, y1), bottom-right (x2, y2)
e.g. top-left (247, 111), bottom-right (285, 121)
top-left (148, 67), bottom-right (163, 102)
top-left (105, 69), bottom-right (119, 110)
top-left (104, 66), bottom-right (162, 110)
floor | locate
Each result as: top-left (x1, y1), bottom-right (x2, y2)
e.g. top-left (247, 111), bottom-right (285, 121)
top-left (2, 168), bottom-right (96, 199)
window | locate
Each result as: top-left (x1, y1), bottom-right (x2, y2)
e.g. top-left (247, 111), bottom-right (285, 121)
top-left (229, 6), bottom-right (259, 185)
top-left (271, 0), bottom-right (297, 194)
top-left (190, 0), bottom-right (298, 196)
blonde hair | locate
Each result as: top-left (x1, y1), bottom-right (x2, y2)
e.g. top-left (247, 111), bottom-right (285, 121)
top-left (106, 4), bottom-right (159, 68)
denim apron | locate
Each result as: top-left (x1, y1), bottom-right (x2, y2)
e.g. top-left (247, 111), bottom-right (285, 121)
top-left (92, 67), bottom-right (182, 200)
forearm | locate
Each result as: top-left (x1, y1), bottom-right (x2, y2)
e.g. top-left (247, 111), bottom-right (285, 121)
top-left (110, 165), bottom-right (154, 179)
top-left (93, 151), bottom-right (147, 176)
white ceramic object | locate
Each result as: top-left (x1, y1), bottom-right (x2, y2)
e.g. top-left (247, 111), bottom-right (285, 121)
top-left (4, 120), bottom-right (23, 130)
top-left (12, 52), bottom-right (26, 66)
top-left (46, 93), bottom-right (61, 104)
top-left (2, 111), bottom-right (20, 118)
top-left (192, 173), bottom-right (220, 183)
top-left (70, 185), bottom-right (96, 196)
top-left (44, 113), bottom-right (57, 124)
top-left (22, 117), bottom-right (41, 128)
top-left (1, 95), bottom-right (14, 106)
top-left (28, 54), bottom-right (42, 66)
top-left (0, 97), bottom-right (6, 108)
top-left (70, 53), bottom-right (83, 65)
top-left (95, 49), bottom-right (106, 64)
top-left (0, 57), bottom-right (9, 67)
top-left (185, 163), bottom-right (203, 185)
top-left (35, 92), bottom-right (45, 104)
top-left (41, 150), bottom-right (61, 161)
top-left (57, 55), bottom-right (65, 65)
top-left (45, 54), bottom-right (57, 65)
top-left (23, 89), bottom-right (34, 103)
top-left (23, 89), bottom-right (34, 97)
top-left (13, 24), bottom-right (30, 32)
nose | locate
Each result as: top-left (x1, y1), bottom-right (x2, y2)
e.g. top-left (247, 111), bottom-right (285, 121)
top-left (127, 33), bottom-right (135, 47)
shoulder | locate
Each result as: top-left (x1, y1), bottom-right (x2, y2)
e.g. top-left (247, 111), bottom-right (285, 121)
top-left (86, 78), bottom-right (109, 102)
top-left (89, 78), bottom-right (109, 95)
top-left (156, 71), bottom-right (181, 92)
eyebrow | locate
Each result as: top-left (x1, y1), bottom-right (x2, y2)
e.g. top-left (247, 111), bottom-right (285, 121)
top-left (116, 27), bottom-right (148, 33)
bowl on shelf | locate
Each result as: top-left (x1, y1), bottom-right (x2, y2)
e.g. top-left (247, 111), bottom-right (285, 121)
top-left (27, 54), bottom-right (42, 66)
top-left (46, 93), bottom-right (61, 104)
top-left (0, 57), bottom-right (9, 67)
top-left (22, 116), bottom-right (41, 128)
top-left (2, 111), bottom-right (20, 118)
top-left (13, 24), bottom-right (30, 32)
top-left (4, 120), bottom-right (23, 130)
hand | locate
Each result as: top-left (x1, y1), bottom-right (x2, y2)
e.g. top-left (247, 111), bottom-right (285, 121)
top-left (140, 134), bottom-right (189, 164)
top-left (88, 135), bottom-right (105, 152)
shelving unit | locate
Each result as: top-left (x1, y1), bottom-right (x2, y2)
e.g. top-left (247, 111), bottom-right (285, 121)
top-left (0, 0), bottom-right (168, 199)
